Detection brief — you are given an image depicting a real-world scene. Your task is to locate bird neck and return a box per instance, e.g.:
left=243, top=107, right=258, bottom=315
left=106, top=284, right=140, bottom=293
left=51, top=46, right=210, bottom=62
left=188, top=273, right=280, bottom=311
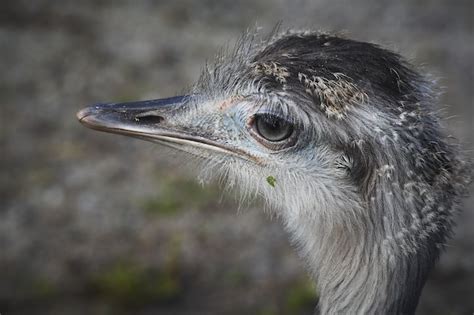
left=282, top=206, right=432, bottom=314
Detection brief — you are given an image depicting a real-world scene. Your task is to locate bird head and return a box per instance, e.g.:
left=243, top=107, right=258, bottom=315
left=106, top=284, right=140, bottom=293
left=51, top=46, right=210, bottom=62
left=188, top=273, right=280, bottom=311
left=77, top=31, right=468, bottom=231
left=77, top=30, right=470, bottom=314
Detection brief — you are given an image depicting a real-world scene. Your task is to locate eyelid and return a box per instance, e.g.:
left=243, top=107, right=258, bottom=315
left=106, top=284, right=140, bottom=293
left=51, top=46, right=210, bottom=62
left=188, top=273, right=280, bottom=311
left=252, top=111, right=288, bottom=123
left=246, top=112, right=287, bottom=129
left=244, top=94, right=286, bottom=115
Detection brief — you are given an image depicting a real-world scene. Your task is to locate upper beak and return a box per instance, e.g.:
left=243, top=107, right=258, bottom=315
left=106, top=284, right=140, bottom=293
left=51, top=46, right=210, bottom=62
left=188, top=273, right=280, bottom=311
left=77, top=95, right=189, bottom=136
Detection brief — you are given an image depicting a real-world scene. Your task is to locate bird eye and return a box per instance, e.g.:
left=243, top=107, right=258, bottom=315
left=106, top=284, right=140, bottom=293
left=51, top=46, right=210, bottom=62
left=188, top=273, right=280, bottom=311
left=252, top=114, right=294, bottom=142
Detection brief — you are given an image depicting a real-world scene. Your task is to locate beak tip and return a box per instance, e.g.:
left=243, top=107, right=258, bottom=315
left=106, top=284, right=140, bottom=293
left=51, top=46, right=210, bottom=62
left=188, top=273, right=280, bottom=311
left=76, top=108, right=87, bottom=122
left=76, top=106, right=98, bottom=127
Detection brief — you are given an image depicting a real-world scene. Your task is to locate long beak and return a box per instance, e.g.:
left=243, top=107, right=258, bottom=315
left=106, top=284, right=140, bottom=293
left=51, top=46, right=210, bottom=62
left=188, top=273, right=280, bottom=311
left=76, top=96, right=258, bottom=162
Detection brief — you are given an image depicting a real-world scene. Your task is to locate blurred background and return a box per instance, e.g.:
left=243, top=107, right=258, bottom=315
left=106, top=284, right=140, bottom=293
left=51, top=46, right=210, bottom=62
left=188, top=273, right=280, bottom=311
left=1, top=1, right=473, bottom=314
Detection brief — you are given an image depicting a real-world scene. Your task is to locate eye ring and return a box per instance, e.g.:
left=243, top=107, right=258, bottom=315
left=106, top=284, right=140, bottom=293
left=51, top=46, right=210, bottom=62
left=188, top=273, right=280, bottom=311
left=249, top=113, right=297, bottom=150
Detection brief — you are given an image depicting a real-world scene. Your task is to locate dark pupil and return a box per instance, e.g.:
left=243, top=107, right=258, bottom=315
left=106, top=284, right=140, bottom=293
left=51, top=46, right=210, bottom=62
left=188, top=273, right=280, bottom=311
left=255, top=114, right=293, bottom=142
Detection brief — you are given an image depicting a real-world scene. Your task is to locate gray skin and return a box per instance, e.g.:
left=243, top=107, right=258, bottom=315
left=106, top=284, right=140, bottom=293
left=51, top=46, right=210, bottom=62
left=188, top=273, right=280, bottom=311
left=77, top=31, right=471, bottom=314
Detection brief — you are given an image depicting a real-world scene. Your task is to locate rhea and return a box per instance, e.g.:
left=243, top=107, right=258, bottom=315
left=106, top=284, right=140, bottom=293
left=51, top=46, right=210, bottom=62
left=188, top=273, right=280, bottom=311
left=77, top=31, right=469, bottom=314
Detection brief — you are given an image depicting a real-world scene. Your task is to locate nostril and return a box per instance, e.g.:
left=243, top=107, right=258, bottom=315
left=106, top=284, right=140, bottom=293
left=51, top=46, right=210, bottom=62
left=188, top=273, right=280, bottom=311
left=135, top=115, right=165, bottom=125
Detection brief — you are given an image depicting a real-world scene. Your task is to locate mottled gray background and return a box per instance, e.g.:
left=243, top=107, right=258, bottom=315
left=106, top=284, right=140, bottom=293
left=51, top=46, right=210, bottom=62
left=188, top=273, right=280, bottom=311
left=1, top=1, right=473, bottom=314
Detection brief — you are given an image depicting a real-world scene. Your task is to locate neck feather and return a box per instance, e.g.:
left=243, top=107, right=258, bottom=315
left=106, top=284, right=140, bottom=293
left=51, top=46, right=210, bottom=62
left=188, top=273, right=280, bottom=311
left=282, top=200, right=436, bottom=315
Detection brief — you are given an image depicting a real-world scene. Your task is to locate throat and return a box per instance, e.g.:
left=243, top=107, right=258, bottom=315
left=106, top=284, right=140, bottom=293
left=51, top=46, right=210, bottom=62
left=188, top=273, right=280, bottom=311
left=282, top=212, right=428, bottom=314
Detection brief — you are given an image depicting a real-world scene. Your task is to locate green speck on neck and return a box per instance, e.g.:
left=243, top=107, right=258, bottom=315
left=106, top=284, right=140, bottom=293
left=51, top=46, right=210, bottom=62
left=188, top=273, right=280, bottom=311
left=266, top=176, right=276, bottom=187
